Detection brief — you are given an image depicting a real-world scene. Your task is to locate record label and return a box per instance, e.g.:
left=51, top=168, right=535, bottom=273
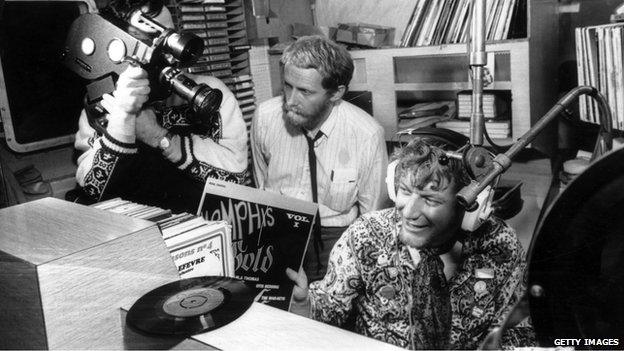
left=163, top=287, right=225, bottom=317
left=127, top=276, right=254, bottom=336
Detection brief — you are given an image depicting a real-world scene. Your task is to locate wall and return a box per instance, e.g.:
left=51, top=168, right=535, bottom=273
left=246, top=0, right=314, bottom=44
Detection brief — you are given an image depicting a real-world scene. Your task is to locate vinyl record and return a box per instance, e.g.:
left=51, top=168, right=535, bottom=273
left=126, top=276, right=255, bottom=336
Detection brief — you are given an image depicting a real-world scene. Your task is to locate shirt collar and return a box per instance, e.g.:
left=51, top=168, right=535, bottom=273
left=319, top=103, right=338, bottom=137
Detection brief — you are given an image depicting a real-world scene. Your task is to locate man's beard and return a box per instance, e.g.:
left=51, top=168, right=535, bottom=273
left=282, top=98, right=333, bottom=130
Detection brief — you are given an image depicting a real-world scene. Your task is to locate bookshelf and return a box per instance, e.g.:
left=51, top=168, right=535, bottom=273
left=346, top=0, right=559, bottom=155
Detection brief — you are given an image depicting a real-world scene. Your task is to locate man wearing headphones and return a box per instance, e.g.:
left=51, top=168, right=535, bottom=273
left=73, top=1, right=248, bottom=212
left=287, top=132, right=535, bottom=349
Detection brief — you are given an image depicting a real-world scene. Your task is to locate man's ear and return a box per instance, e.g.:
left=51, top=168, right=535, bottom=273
left=329, top=85, right=346, bottom=103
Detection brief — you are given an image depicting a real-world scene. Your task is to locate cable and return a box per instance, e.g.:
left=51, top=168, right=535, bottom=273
left=483, top=125, right=513, bottom=153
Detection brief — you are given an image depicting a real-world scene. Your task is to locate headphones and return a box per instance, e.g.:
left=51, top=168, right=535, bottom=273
left=386, top=127, right=496, bottom=232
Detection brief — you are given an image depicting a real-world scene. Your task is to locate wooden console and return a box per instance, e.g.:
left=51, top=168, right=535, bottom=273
left=0, top=197, right=179, bottom=349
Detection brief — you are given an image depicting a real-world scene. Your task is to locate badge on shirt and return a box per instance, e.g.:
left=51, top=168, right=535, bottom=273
left=330, top=168, right=357, bottom=183
left=377, top=253, right=390, bottom=266
left=475, top=267, right=495, bottom=279
left=474, top=280, right=488, bottom=296
left=386, top=266, right=399, bottom=279
left=379, top=285, right=396, bottom=300
left=471, top=306, right=485, bottom=318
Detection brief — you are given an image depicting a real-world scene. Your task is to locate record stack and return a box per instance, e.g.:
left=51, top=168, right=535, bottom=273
left=92, top=198, right=235, bottom=278
left=436, top=119, right=511, bottom=140
left=435, top=91, right=511, bottom=139
left=91, top=197, right=173, bottom=222
left=225, top=0, right=256, bottom=184
left=457, top=92, right=499, bottom=120
left=576, top=23, right=624, bottom=130
left=169, top=0, right=231, bottom=78
left=400, top=0, right=525, bottom=47
left=168, top=0, right=256, bottom=183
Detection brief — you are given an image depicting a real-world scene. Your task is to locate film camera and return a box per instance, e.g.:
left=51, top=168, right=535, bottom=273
left=61, top=9, right=222, bottom=133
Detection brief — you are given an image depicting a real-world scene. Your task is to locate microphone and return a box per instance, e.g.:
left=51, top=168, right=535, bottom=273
left=457, top=86, right=614, bottom=209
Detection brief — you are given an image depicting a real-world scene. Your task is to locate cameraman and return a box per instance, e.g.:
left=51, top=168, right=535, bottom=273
left=73, top=4, right=248, bottom=212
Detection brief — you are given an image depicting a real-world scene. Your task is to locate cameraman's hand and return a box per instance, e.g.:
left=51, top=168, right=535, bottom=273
left=112, top=65, right=150, bottom=115
left=136, top=109, right=165, bottom=148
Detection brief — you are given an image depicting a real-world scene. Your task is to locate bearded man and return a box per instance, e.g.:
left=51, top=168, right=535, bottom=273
left=251, top=35, right=388, bottom=281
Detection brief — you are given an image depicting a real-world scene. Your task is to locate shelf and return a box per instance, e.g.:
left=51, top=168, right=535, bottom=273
left=345, top=35, right=557, bottom=155
left=350, top=40, right=529, bottom=59
left=386, top=82, right=513, bottom=91
left=326, top=0, right=559, bottom=156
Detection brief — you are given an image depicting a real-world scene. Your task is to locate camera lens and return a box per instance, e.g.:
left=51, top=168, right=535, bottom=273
left=165, top=32, right=204, bottom=64
left=193, top=86, right=223, bottom=116
left=160, top=67, right=222, bottom=118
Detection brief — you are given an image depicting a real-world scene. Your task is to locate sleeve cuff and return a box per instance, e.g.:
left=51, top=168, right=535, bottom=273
left=174, top=135, right=193, bottom=169
left=102, top=131, right=138, bottom=154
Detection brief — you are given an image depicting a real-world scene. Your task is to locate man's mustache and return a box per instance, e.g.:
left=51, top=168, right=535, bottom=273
left=283, top=105, right=303, bottom=115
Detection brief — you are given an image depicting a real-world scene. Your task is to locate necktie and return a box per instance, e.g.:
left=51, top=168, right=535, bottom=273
left=410, top=248, right=452, bottom=349
left=303, top=130, right=322, bottom=202
left=303, top=130, right=324, bottom=273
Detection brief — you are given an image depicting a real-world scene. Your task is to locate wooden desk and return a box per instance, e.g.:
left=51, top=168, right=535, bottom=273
left=122, top=302, right=402, bottom=350
left=192, top=302, right=402, bottom=350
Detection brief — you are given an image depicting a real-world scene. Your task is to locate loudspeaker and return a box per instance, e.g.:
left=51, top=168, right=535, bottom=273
left=0, top=197, right=180, bottom=349
left=386, top=128, right=495, bottom=231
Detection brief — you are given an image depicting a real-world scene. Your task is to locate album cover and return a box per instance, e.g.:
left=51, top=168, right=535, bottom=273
left=197, top=178, right=317, bottom=311
left=164, top=221, right=235, bottom=278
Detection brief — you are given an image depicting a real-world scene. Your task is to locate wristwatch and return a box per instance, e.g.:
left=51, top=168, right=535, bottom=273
left=158, top=131, right=174, bottom=151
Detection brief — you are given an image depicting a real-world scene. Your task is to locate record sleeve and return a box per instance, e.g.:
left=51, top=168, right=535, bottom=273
left=197, top=178, right=317, bottom=311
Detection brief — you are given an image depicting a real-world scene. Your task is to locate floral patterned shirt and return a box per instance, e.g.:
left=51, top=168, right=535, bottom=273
left=308, top=208, right=535, bottom=349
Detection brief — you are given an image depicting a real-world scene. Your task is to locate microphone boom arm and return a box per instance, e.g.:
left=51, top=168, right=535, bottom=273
left=457, top=86, right=614, bottom=209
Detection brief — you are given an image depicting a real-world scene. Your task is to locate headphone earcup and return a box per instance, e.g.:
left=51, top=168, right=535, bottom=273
left=461, top=185, right=495, bottom=231
left=386, top=160, right=399, bottom=202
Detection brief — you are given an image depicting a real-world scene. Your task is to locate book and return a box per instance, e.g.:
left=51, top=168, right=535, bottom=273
left=197, top=178, right=317, bottom=311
